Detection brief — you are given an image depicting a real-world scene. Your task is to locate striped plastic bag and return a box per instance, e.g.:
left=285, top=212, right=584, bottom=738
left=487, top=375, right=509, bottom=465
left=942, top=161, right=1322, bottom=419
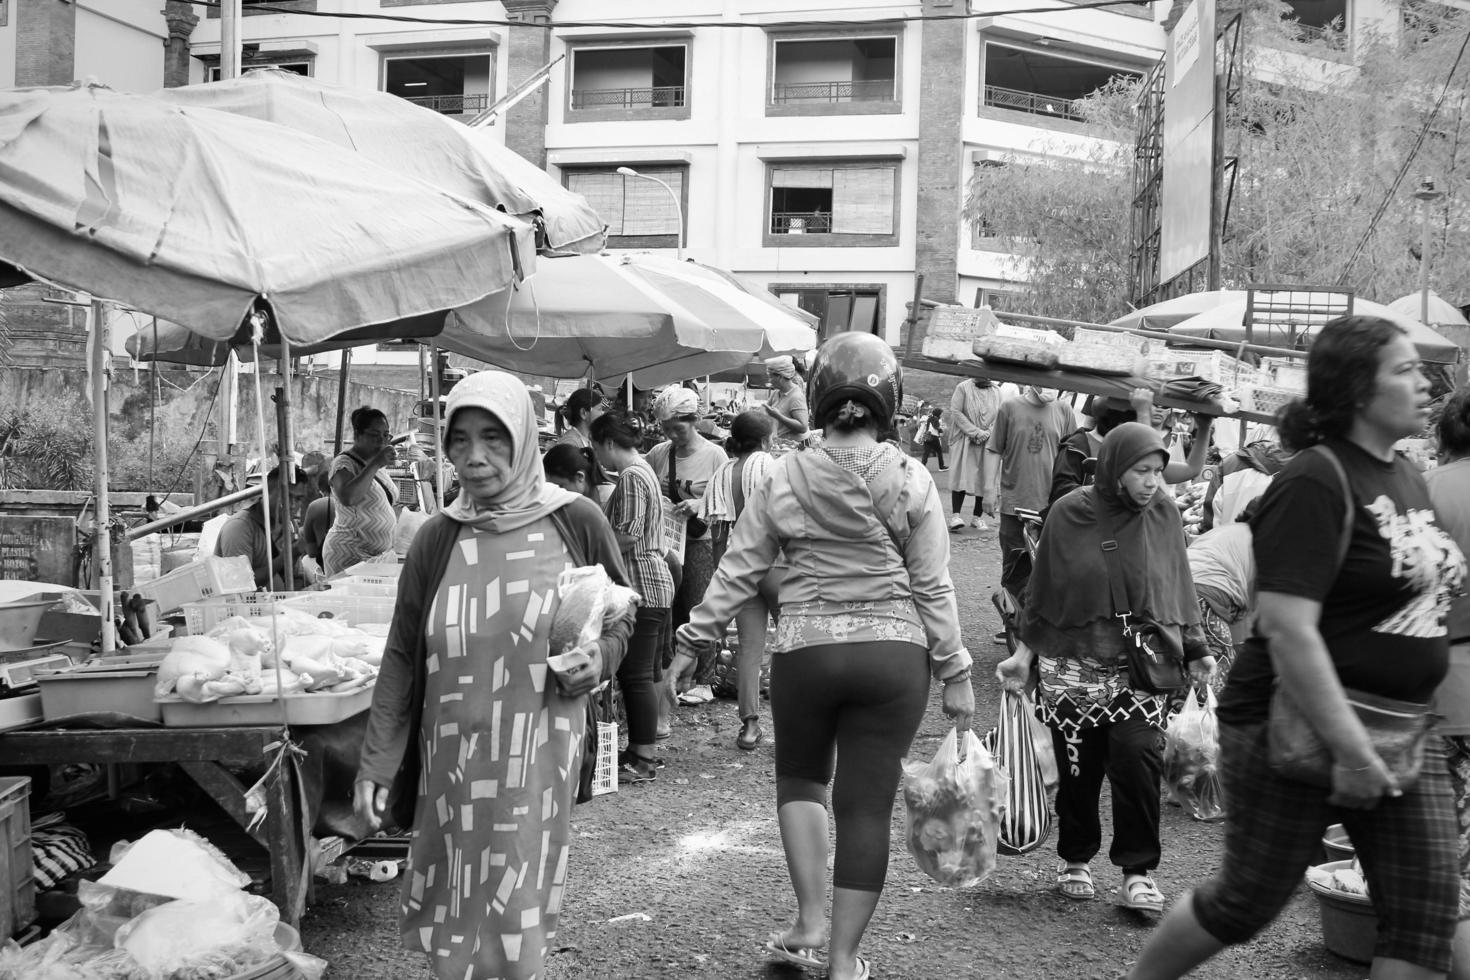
left=984, top=690, right=1053, bottom=856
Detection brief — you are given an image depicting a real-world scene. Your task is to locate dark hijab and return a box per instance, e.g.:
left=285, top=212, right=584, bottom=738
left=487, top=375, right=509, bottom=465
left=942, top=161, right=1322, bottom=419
left=1025, top=422, right=1199, bottom=629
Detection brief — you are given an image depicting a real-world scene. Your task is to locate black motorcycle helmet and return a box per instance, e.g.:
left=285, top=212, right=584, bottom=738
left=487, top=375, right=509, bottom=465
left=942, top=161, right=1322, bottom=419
left=807, top=332, right=902, bottom=430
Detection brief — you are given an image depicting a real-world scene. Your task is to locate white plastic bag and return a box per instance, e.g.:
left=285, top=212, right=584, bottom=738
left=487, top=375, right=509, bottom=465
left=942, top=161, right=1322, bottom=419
left=1163, top=687, right=1225, bottom=821
left=901, top=727, right=1006, bottom=887
left=115, top=892, right=280, bottom=979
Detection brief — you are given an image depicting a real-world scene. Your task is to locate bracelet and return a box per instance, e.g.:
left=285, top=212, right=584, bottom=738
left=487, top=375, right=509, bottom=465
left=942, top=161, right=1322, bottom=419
left=941, top=674, right=970, bottom=686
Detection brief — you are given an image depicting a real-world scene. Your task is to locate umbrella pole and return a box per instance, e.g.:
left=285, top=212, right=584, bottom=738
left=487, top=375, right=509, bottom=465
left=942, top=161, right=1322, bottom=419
left=277, top=338, right=295, bottom=591
left=333, top=347, right=352, bottom=457
left=91, top=299, right=115, bottom=653
left=431, top=344, right=444, bottom=511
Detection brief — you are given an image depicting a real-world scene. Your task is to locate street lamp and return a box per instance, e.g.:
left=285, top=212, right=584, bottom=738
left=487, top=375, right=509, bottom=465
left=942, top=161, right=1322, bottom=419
left=616, top=166, right=684, bottom=260
left=1414, top=177, right=1445, bottom=327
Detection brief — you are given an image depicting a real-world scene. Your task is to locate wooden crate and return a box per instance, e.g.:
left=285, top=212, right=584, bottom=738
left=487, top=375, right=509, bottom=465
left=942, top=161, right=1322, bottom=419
left=0, top=776, right=34, bottom=939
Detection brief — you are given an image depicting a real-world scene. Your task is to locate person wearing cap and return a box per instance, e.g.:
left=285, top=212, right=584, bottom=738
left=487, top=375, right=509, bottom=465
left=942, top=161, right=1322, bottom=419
left=215, top=466, right=309, bottom=591
left=763, top=355, right=810, bottom=445
left=678, top=333, right=973, bottom=980
left=354, top=371, right=635, bottom=980
left=646, top=386, right=730, bottom=710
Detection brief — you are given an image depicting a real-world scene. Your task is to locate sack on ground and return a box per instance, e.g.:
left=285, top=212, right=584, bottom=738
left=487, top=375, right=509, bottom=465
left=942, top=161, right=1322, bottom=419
left=1163, top=687, right=1224, bottom=821
left=981, top=690, right=1053, bottom=855
left=901, top=727, right=1006, bottom=887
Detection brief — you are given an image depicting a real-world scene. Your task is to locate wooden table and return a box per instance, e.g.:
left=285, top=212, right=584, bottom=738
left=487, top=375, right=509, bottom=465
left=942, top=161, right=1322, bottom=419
left=0, top=724, right=309, bottom=925
left=902, top=354, right=1278, bottom=425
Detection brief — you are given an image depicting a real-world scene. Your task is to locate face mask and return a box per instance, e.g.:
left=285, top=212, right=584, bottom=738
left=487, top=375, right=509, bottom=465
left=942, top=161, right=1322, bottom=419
left=1027, top=387, right=1056, bottom=404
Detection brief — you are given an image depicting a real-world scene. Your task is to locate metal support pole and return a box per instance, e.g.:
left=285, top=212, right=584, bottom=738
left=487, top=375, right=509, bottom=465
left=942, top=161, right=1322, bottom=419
left=219, top=0, right=242, bottom=81
left=91, top=300, right=115, bottom=652
left=430, top=344, right=444, bottom=510
left=276, top=338, right=295, bottom=591
left=333, top=347, right=352, bottom=457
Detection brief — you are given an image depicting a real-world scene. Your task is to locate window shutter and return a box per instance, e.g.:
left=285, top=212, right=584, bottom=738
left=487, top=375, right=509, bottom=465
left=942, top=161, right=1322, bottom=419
left=772, top=168, right=835, bottom=189
left=621, top=170, right=683, bottom=235
left=832, top=167, right=894, bottom=234
left=567, top=172, right=626, bottom=235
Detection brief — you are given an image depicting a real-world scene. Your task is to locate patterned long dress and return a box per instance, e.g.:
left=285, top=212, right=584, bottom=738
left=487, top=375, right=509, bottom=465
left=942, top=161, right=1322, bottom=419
left=323, top=451, right=399, bottom=575
left=403, top=515, right=584, bottom=980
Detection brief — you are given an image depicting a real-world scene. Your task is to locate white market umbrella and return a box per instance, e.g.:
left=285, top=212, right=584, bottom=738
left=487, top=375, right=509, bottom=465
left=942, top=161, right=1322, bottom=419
left=154, top=68, right=606, bottom=255
left=1386, top=291, right=1470, bottom=328
left=445, top=253, right=819, bottom=388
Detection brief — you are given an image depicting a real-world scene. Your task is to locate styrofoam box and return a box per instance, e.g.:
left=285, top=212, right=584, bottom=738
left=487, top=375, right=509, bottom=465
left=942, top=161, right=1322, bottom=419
left=157, top=684, right=375, bottom=727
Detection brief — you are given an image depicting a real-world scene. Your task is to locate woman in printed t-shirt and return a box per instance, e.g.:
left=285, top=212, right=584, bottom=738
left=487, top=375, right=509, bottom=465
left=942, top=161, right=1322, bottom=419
left=1129, top=317, right=1467, bottom=980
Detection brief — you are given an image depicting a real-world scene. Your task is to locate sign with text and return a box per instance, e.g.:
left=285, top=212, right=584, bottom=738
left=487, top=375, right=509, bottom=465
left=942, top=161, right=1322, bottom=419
left=0, top=516, right=76, bottom=587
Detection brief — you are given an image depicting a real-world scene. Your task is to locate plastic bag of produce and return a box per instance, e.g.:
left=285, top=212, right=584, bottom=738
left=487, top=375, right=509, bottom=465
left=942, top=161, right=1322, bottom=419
left=982, top=690, right=1053, bottom=855
left=1163, top=686, right=1224, bottom=821
left=901, top=727, right=1006, bottom=887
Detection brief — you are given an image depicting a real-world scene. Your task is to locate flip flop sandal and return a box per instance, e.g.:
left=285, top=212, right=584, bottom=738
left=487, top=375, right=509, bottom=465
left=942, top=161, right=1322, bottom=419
left=1121, top=874, right=1166, bottom=913
left=766, top=934, right=827, bottom=970
left=1055, top=862, right=1095, bottom=900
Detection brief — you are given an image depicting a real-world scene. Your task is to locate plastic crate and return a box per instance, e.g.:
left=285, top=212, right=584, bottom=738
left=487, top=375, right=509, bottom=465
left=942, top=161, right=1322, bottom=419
left=1071, top=326, right=1153, bottom=355
left=0, top=776, right=35, bottom=940
left=134, top=556, right=256, bottom=615
left=1241, top=384, right=1302, bottom=418
left=325, top=581, right=399, bottom=598
left=158, top=685, right=375, bottom=727
left=181, top=592, right=311, bottom=636
left=35, top=651, right=169, bottom=722
left=279, top=593, right=398, bottom=628
left=336, top=562, right=402, bottom=586
left=1146, top=350, right=1258, bottom=388
left=591, top=721, right=618, bottom=797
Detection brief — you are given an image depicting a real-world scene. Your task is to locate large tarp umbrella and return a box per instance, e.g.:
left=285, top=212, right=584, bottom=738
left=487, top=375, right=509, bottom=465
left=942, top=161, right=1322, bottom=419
left=1167, top=296, right=1462, bottom=365
left=154, top=68, right=606, bottom=255
left=0, top=82, right=535, bottom=342
left=446, top=253, right=819, bottom=388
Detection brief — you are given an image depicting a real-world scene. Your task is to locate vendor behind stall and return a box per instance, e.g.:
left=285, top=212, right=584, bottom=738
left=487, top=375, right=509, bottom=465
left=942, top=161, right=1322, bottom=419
left=215, top=466, right=308, bottom=590
left=323, top=407, right=399, bottom=575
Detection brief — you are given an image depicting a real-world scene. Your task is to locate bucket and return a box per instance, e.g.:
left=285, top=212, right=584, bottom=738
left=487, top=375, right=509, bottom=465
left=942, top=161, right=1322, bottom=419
left=1321, top=824, right=1354, bottom=863
left=1306, top=860, right=1377, bottom=964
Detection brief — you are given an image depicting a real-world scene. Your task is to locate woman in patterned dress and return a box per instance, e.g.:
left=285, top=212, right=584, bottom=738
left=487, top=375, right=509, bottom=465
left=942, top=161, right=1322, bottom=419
left=997, top=423, right=1215, bottom=912
left=354, top=371, right=634, bottom=980
left=323, top=406, right=400, bottom=575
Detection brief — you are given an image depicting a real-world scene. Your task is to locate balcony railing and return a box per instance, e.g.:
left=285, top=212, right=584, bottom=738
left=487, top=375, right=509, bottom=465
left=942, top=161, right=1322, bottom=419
left=984, top=84, right=1084, bottom=121
left=1289, top=21, right=1349, bottom=49
left=771, top=212, right=834, bottom=235
left=402, top=93, right=489, bottom=115
left=770, top=78, right=895, bottom=104
left=569, top=85, right=686, bottom=110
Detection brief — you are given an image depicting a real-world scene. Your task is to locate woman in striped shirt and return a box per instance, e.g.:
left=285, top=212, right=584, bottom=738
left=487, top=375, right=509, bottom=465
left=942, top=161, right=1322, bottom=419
left=591, top=412, right=676, bottom=783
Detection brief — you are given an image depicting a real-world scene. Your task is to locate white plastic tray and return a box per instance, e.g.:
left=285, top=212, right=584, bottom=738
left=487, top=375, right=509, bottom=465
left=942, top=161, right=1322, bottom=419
left=156, top=684, right=374, bottom=727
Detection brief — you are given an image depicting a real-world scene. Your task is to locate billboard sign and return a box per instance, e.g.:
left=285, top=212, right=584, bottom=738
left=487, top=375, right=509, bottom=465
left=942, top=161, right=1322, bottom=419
left=1159, top=0, right=1217, bottom=284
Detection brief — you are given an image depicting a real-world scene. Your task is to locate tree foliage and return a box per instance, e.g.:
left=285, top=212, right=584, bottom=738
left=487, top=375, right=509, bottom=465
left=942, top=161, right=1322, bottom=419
left=964, top=0, right=1470, bottom=321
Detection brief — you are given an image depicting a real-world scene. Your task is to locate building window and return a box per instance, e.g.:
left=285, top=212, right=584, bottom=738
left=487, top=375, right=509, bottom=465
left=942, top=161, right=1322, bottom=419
left=773, top=286, right=884, bottom=337
left=765, top=161, right=900, bottom=247
left=566, top=43, right=690, bottom=122
left=1286, top=0, right=1349, bottom=48
left=767, top=31, right=902, bottom=116
left=982, top=42, right=1141, bottom=122
left=383, top=52, right=494, bottom=117
left=207, top=62, right=312, bottom=82
left=563, top=166, right=687, bottom=249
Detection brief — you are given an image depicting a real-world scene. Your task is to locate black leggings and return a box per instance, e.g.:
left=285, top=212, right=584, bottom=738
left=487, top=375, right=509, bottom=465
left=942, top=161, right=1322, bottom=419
left=770, top=641, right=930, bottom=892
left=950, top=491, right=984, bottom=516
left=618, top=606, right=669, bottom=746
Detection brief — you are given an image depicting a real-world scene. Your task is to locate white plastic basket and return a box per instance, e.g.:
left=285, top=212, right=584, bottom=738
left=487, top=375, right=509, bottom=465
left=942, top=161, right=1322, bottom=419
left=337, top=562, right=402, bottom=586
left=591, top=721, right=618, bottom=797
left=181, top=592, right=309, bottom=636
left=325, top=580, right=399, bottom=598
left=279, top=593, right=398, bottom=628
left=135, top=556, right=256, bottom=614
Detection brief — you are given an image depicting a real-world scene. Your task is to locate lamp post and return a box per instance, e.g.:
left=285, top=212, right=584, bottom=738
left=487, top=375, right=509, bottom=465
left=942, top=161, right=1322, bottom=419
left=1414, top=177, right=1445, bottom=327
left=616, top=166, right=684, bottom=261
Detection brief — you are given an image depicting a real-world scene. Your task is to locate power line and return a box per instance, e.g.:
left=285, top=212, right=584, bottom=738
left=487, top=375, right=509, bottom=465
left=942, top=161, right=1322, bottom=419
left=184, top=0, right=1157, bottom=30
left=1336, top=22, right=1470, bottom=284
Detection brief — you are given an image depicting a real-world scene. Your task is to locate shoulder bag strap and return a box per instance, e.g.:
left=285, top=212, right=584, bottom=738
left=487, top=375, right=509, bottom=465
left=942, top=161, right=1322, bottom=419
left=1307, top=444, right=1355, bottom=574
left=1094, top=501, right=1135, bottom=628
left=731, top=457, right=747, bottom=519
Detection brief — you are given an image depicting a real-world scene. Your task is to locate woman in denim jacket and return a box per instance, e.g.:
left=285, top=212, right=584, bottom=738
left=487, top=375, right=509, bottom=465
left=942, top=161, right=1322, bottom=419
left=677, top=333, right=974, bottom=980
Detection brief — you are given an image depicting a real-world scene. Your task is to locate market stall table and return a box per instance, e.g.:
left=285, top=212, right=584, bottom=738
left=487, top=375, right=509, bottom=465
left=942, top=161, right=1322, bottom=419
left=901, top=354, right=1279, bottom=425
left=0, top=723, right=311, bottom=925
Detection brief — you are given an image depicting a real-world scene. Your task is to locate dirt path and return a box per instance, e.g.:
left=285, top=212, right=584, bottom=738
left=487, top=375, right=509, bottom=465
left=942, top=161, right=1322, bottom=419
left=300, top=525, right=1365, bottom=980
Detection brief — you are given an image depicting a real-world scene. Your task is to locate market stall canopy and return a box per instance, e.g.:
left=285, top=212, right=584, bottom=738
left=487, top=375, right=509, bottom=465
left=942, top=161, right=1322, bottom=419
left=1166, top=296, right=1462, bottom=365
left=0, top=83, right=535, bottom=346
left=1386, top=291, right=1470, bottom=329
left=443, top=253, right=819, bottom=388
left=153, top=68, right=605, bottom=255
left=1108, top=290, right=1247, bottom=333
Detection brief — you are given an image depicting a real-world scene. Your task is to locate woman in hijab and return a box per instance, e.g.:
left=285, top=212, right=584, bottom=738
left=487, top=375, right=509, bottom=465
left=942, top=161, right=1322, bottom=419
left=646, top=386, right=729, bottom=708
left=353, top=371, right=635, bottom=980
left=997, top=422, right=1214, bottom=912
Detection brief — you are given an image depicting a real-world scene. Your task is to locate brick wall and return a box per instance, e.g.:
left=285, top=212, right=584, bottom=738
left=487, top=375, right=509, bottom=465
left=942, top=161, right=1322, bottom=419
left=14, top=0, right=75, bottom=87
left=501, top=0, right=557, bottom=168
left=914, top=0, right=965, bottom=305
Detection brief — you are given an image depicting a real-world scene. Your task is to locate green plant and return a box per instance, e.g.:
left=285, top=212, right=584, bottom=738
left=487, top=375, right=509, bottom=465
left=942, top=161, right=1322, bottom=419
left=0, top=396, right=93, bottom=491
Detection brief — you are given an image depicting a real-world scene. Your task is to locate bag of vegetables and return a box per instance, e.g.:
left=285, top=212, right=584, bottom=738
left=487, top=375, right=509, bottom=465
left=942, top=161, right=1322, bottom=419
left=901, top=727, right=1007, bottom=888
left=1162, top=686, right=1225, bottom=821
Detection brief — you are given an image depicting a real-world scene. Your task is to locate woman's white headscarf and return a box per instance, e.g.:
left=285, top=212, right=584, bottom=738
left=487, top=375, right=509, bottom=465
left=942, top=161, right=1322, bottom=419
left=441, top=371, right=578, bottom=533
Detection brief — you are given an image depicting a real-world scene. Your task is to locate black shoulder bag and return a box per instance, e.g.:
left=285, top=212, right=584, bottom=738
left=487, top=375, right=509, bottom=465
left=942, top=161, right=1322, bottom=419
left=668, top=449, right=709, bottom=538
left=1264, top=445, right=1433, bottom=789
left=1096, top=505, right=1189, bottom=695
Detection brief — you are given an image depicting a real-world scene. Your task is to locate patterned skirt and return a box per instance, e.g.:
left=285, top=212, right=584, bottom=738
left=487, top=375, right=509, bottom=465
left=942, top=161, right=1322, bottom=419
left=1034, top=654, right=1167, bottom=737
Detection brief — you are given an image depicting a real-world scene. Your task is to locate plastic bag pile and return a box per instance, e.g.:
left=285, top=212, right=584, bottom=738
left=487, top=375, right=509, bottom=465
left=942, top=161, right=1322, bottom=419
left=0, top=828, right=327, bottom=980
left=1163, top=688, right=1225, bottom=821
left=901, top=727, right=1007, bottom=888
left=153, top=609, right=386, bottom=703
